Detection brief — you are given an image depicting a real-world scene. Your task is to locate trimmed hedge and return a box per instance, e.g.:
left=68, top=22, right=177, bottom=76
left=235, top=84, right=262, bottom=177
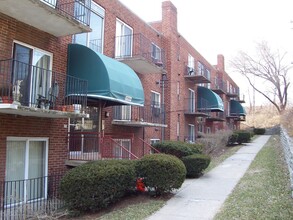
left=136, top=154, right=186, bottom=195
left=181, top=154, right=211, bottom=178
left=234, top=130, right=252, bottom=144
left=153, top=141, right=202, bottom=158
left=253, top=128, right=266, bottom=135
left=60, top=160, right=136, bottom=213
left=227, top=133, right=239, bottom=146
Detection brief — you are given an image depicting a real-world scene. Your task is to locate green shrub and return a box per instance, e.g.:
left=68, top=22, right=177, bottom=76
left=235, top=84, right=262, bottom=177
left=253, top=128, right=266, bottom=135
left=153, top=141, right=202, bottom=158
left=234, top=130, right=252, bottom=144
left=181, top=154, right=211, bottom=178
left=136, top=154, right=186, bottom=195
left=60, top=160, right=136, bottom=213
left=227, top=133, right=239, bottom=146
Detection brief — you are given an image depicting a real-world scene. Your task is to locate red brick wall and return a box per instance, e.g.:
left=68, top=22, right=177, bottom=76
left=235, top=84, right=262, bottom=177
left=0, top=115, right=68, bottom=181
left=0, top=13, right=71, bottom=180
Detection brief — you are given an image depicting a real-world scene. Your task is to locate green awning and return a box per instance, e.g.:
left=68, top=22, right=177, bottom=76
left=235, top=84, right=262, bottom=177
left=230, top=100, right=246, bottom=116
left=67, top=44, right=144, bottom=106
left=197, top=86, right=224, bottom=112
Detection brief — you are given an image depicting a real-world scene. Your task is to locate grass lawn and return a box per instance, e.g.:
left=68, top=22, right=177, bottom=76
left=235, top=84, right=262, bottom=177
left=214, top=135, right=293, bottom=220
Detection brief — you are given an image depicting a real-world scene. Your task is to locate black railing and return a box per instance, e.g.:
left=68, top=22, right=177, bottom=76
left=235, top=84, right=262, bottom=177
left=113, top=104, right=165, bottom=125
left=0, top=59, right=88, bottom=112
left=40, top=0, right=91, bottom=26
left=211, top=78, right=226, bottom=92
left=114, top=33, right=166, bottom=70
left=0, top=175, right=64, bottom=220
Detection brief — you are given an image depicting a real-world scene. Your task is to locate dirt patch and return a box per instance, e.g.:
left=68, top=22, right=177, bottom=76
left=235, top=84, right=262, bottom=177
left=68, top=192, right=173, bottom=219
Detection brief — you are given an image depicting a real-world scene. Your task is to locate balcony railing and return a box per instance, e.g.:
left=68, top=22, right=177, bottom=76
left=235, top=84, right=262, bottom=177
left=0, top=59, right=88, bottom=117
left=114, top=33, right=166, bottom=74
left=0, top=0, right=91, bottom=36
left=67, top=132, right=161, bottom=163
left=184, top=66, right=211, bottom=83
left=184, top=98, right=208, bottom=117
left=0, top=174, right=64, bottom=220
left=227, top=87, right=240, bottom=97
left=112, top=104, right=167, bottom=127
left=211, top=78, right=226, bottom=94
left=206, top=111, right=226, bottom=121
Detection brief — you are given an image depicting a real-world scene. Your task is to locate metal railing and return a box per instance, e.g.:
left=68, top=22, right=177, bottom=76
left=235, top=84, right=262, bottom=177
left=113, top=104, right=165, bottom=125
left=0, top=174, right=64, bottom=220
left=211, top=78, right=226, bottom=92
left=114, top=33, right=166, bottom=70
left=0, top=59, right=88, bottom=111
left=40, top=0, right=91, bottom=26
left=68, top=132, right=162, bottom=161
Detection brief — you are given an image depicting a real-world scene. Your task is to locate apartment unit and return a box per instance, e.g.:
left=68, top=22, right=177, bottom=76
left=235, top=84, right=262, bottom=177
left=0, top=0, right=245, bottom=217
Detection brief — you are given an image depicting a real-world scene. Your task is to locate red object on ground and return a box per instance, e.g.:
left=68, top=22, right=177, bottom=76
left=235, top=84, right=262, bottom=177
left=136, top=178, right=145, bottom=192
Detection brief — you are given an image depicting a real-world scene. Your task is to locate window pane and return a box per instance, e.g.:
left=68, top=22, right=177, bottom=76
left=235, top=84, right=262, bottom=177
left=27, top=141, right=46, bottom=201
left=5, top=141, right=26, bottom=205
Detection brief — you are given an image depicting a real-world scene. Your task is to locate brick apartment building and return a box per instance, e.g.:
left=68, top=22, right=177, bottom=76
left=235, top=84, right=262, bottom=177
left=0, top=0, right=245, bottom=216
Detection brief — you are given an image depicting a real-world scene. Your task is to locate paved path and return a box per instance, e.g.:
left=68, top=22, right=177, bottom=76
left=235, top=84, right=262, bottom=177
left=147, top=135, right=271, bottom=220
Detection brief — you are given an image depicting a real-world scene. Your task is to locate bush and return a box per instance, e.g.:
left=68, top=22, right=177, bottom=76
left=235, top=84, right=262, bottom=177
left=227, top=133, right=239, bottom=146
left=181, top=154, right=211, bottom=178
left=197, top=130, right=233, bottom=154
left=234, top=130, right=252, bottom=144
left=253, top=128, right=266, bottom=135
left=60, top=160, right=136, bottom=213
left=136, top=154, right=186, bottom=195
left=153, top=141, right=202, bottom=158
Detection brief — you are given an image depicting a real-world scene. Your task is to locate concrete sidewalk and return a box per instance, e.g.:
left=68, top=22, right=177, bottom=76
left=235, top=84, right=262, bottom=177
left=147, top=135, right=271, bottom=220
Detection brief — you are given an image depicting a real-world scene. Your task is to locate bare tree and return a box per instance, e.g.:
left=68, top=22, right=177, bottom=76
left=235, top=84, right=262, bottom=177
left=230, top=41, right=291, bottom=114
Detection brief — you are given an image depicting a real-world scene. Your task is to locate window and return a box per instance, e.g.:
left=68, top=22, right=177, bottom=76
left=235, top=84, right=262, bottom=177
left=177, top=81, right=180, bottom=101
left=151, top=91, right=161, bottom=117
left=114, top=105, right=131, bottom=120
left=151, top=91, right=161, bottom=108
left=188, top=89, right=195, bottom=112
left=150, top=139, right=160, bottom=154
left=113, top=139, right=131, bottom=159
left=13, top=42, right=52, bottom=107
left=177, top=114, right=180, bottom=140
left=188, top=124, right=195, bottom=143
left=5, top=137, right=48, bottom=205
left=151, top=43, right=161, bottom=61
left=115, top=19, right=133, bottom=58
left=187, top=54, right=195, bottom=75
left=74, top=1, right=105, bottom=53
left=206, top=69, right=211, bottom=80
left=198, top=61, right=205, bottom=75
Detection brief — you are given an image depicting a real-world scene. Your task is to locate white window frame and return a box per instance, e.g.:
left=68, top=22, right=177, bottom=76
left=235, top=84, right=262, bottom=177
left=177, top=81, right=180, bottom=100
left=151, top=91, right=161, bottom=108
left=189, top=88, right=195, bottom=112
left=151, top=43, right=161, bottom=61
left=113, top=139, right=131, bottom=159
left=13, top=40, right=53, bottom=106
left=115, top=19, right=133, bottom=58
left=73, top=1, right=105, bottom=54
left=5, top=137, right=49, bottom=205
left=188, top=124, right=195, bottom=143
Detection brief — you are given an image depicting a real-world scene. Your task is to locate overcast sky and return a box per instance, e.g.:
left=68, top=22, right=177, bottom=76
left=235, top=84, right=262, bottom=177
left=119, top=0, right=293, bottom=106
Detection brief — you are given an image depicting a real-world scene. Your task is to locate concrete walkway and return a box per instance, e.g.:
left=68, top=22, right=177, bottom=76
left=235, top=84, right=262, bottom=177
left=147, top=135, right=271, bottom=220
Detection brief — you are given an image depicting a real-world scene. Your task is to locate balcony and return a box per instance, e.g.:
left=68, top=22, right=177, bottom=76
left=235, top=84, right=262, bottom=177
left=112, top=105, right=167, bottom=127
left=184, top=98, right=209, bottom=117
left=0, top=0, right=91, bottom=37
left=206, top=111, right=226, bottom=122
left=114, top=33, right=166, bottom=74
left=227, top=113, right=246, bottom=121
left=211, top=78, right=226, bottom=94
left=184, top=66, right=211, bottom=84
left=226, top=87, right=240, bottom=98
left=0, top=59, right=88, bottom=118
left=65, top=132, right=160, bottom=166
